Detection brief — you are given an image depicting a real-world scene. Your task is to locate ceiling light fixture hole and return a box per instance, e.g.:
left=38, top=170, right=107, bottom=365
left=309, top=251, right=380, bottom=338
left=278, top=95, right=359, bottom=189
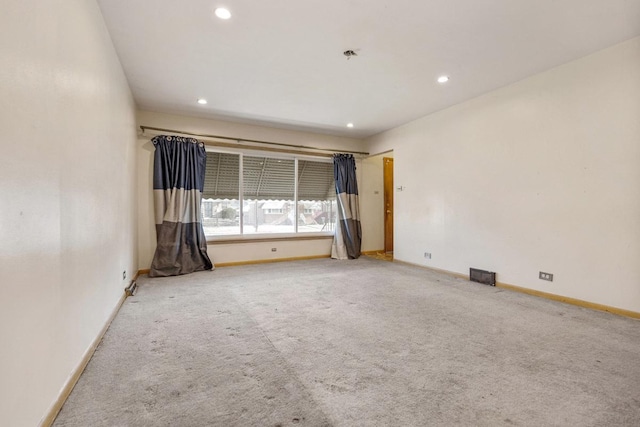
left=343, top=50, right=357, bottom=60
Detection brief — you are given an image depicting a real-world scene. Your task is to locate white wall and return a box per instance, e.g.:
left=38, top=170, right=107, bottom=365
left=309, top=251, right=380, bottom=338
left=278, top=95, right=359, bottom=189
left=0, top=1, right=138, bottom=425
left=367, top=37, right=640, bottom=312
left=208, top=239, right=333, bottom=265
left=137, top=110, right=366, bottom=268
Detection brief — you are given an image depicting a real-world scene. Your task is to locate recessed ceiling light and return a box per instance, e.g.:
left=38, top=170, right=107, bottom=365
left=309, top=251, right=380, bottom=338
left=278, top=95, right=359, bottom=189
left=215, top=8, right=231, bottom=19
left=347, top=123, right=354, bottom=128
left=437, top=75, right=450, bottom=83
left=197, top=98, right=207, bottom=105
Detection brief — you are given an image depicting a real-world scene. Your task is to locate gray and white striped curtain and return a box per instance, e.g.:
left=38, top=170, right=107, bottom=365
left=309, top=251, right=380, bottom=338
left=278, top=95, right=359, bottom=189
left=150, top=135, right=213, bottom=277
left=331, top=154, right=362, bottom=259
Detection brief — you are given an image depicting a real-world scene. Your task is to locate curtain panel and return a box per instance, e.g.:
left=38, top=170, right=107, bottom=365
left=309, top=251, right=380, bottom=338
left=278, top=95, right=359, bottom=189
left=331, top=154, right=362, bottom=259
left=150, top=135, right=213, bottom=277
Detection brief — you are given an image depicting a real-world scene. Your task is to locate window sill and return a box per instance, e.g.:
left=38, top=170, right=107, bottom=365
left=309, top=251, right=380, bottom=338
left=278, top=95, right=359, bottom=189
left=206, top=232, right=334, bottom=245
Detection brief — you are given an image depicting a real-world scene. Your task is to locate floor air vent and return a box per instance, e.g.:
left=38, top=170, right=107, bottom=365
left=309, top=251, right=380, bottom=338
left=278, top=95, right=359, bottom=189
left=470, top=268, right=496, bottom=286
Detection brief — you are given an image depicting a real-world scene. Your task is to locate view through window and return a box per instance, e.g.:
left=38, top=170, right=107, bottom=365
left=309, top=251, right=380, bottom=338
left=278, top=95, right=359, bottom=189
left=201, top=151, right=336, bottom=236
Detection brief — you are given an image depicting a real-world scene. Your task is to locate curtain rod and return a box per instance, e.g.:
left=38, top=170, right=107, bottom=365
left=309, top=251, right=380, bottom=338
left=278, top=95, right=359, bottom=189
left=139, top=125, right=369, bottom=156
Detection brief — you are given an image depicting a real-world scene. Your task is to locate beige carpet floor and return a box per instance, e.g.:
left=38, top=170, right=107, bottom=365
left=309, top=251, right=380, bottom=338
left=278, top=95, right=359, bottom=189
left=54, top=257, right=640, bottom=426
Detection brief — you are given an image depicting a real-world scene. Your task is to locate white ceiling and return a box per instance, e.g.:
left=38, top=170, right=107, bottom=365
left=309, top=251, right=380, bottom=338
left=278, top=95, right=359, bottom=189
left=97, top=0, right=640, bottom=139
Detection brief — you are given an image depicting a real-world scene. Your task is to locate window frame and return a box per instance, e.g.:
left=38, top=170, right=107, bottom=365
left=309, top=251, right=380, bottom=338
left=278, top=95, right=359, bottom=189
left=202, top=147, right=336, bottom=242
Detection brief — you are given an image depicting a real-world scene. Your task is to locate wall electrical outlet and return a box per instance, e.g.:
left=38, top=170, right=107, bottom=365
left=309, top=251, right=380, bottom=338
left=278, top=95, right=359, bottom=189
left=424, top=252, right=432, bottom=259
left=539, top=271, right=553, bottom=282
left=122, top=270, right=127, bottom=280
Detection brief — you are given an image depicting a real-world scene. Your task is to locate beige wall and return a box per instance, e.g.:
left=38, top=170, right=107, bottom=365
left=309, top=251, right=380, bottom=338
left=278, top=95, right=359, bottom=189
left=137, top=110, right=367, bottom=268
left=367, top=37, right=640, bottom=312
left=0, top=0, right=138, bottom=426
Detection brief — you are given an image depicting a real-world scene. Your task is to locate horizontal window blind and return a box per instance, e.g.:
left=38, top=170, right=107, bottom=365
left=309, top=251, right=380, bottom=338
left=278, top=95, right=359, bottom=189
left=203, top=152, right=239, bottom=199
left=243, top=156, right=294, bottom=200
left=298, top=160, right=335, bottom=200
left=203, top=152, right=334, bottom=201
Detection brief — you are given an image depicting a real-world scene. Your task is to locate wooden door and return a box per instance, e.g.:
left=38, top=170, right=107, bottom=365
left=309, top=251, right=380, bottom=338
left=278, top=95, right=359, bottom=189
left=383, top=157, right=394, bottom=253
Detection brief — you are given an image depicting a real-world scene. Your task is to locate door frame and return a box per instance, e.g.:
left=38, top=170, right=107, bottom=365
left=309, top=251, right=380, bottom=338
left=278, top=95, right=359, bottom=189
left=383, top=157, right=394, bottom=254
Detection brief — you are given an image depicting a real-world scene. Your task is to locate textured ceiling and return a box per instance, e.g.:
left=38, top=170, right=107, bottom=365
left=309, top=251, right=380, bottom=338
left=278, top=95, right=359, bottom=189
left=98, top=0, right=640, bottom=138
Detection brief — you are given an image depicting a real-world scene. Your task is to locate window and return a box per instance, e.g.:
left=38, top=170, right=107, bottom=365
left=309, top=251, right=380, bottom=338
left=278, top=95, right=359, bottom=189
left=201, top=150, right=336, bottom=237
